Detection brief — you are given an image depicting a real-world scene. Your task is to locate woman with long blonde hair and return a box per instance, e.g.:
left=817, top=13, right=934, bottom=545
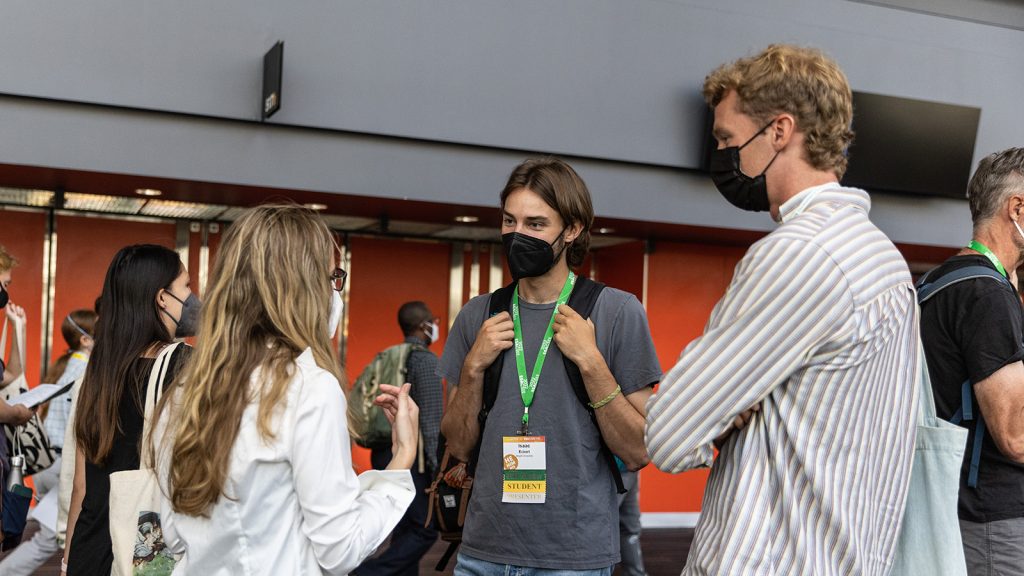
left=152, top=204, right=418, bottom=575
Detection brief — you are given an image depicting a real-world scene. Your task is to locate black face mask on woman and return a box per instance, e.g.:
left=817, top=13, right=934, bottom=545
left=162, top=291, right=202, bottom=338
left=502, top=228, right=568, bottom=281
left=708, top=119, right=780, bottom=212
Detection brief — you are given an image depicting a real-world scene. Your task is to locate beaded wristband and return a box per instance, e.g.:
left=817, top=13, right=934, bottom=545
left=588, top=385, right=621, bottom=409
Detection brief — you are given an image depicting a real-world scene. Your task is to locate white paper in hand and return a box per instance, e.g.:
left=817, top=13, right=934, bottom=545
left=8, top=383, right=72, bottom=408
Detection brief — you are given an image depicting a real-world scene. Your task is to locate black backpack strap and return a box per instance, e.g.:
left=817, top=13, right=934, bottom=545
left=462, top=282, right=517, bottom=473
left=916, top=265, right=1013, bottom=304
left=482, top=283, right=516, bottom=419
left=435, top=541, right=460, bottom=572
left=916, top=264, right=1013, bottom=491
left=560, top=278, right=626, bottom=494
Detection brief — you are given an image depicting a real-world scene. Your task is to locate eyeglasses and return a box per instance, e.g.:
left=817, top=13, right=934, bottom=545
left=330, top=268, right=348, bottom=292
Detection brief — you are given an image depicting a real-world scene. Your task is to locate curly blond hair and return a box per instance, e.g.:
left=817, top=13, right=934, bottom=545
left=0, top=245, right=18, bottom=273
left=703, top=44, right=854, bottom=179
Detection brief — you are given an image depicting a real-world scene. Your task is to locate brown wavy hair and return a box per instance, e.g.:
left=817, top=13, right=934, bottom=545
left=703, top=44, right=855, bottom=179
left=0, top=245, right=17, bottom=273
left=153, top=204, right=344, bottom=517
left=500, top=157, right=594, bottom=268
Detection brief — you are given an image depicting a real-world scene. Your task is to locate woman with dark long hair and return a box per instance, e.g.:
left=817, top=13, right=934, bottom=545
left=61, top=244, right=199, bottom=575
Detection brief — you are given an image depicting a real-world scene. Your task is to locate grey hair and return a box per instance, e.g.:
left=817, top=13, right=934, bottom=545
left=968, top=148, right=1024, bottom=227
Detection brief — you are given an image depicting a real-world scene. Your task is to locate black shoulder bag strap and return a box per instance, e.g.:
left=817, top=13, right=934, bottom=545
left=468, top=283, right=517, bottom=473
left=561, top=278, right=626, bottom=494
left=915, top=264, right=1016, bottom=489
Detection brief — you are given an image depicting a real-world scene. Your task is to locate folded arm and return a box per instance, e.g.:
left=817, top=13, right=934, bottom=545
left=645, top=238, right=849, bottom=473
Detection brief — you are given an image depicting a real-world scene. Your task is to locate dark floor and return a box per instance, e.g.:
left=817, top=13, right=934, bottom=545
left=7, top=520, right=693, bottom=575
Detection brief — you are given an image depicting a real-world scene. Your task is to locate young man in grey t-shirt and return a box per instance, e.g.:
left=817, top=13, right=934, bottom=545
left=439, top=158, right=661, bottom=574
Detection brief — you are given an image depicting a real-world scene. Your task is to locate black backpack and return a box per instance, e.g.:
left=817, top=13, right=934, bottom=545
left=916, top=264, right=1017, bottom=489
left=425, top=277, right=625, bottom=570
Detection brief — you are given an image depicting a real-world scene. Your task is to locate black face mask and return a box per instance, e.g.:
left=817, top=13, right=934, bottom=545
left=0, top=285, right=7, bottom=309
left=708, top=120, right=779, bottom=212
left=162, top=290, right=202, bottom=338
left=502, top=228, right=568, bottom=281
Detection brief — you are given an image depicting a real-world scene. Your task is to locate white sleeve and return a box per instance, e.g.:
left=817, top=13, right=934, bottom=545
left=290, top=369, right=415, bottom=575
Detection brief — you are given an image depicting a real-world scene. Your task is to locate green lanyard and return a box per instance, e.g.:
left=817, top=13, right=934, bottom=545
left=511, top=271, right=576, bottom=434
left=968, top=240, right=1008, bottom=278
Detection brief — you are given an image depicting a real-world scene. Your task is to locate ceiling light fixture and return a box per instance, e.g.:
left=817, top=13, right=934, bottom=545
left=303, top=203, right=328, bottom=211
left=597, top=227, right=615, bottom=234
left=135, top=188, right=163, bottom=197
left=454, top=215, right=479, bottom=223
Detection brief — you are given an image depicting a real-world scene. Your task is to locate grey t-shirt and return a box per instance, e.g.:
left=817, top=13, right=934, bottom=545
left=439, top=286, right=662, bottom=570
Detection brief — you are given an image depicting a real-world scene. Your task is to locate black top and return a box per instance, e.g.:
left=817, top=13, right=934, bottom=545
left=67, top=345, right=189, bottom=575
left=919, top=255, right=1024, bottom=522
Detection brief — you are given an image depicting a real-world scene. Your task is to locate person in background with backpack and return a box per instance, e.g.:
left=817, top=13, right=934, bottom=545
left=918, top=148, right=1024, bottom=575
left=354, top=301, right=443, bottom=576
left=0, top=309, right=96, bottom=575
left=439, top=157, right=661, bottom=575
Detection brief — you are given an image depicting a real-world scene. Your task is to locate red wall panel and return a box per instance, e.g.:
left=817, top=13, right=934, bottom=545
left=0, top=208, right=48, bottom=387
left=345, top=236, right=451, bottom=471
left=594, top=241, right=644, bottom=299
left=642, top=241, right=747, bottom=512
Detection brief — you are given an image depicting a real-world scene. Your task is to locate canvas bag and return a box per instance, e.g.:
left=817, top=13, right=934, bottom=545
left=0, top=316, right=57, bottom=476
left=890, top=336, right=968, bottom=576
left=108, top=342, right=181, bottom=576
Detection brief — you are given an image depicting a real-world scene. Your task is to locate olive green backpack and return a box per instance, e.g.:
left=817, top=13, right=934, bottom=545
left=347, top=343, right=424, bottom=449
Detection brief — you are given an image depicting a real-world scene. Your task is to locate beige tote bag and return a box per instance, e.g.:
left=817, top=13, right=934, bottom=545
left=108, top=342, right=181, bottom=576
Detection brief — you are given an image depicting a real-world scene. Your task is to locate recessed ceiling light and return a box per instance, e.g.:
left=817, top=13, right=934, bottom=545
left=454, top=215, right=479, bottom=223
left=135, top=188, right=163, bottom=197
left=303, top=203, right=328, bottom=211
left=597, top=227, right=615, bottom=234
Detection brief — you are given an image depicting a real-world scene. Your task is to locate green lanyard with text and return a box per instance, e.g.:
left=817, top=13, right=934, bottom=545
left=511, top=271, right=577, bottom=435
left=968, top=240, right=1008, bottom=278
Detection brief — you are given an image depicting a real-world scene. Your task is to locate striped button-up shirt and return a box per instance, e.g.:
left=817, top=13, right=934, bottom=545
left=646, top=186, right=919, bottom=575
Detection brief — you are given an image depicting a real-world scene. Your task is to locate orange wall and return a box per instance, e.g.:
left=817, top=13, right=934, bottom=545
left=641, top=241, right=747, bottom=512
left=345, top=236, right=452, bottom=471
left=0, top=208, right=47, bottom=387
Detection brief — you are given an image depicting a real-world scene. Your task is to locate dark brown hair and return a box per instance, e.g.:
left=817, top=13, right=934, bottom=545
left=500, top=157, right=594, bottom=268
left=77, top=244, right=180, bottom=465
left=42, top=309, right=98, bottom=385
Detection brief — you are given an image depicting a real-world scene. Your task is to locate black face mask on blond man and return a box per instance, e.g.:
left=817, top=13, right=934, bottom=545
left=709, top=119, right=780, bottom=212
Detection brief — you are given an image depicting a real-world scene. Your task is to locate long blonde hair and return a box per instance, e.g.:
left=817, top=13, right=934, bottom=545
left=155, top=204, right=344, bottom=516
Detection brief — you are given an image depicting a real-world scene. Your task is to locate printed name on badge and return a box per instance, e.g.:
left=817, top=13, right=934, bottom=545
left=502, top=436, right=546, bottom=504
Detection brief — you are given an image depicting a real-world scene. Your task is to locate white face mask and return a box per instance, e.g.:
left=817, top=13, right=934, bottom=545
left=328, top=290, right=344, bottom=338
left=1014, top=219, right=1024, bottom=244
left=423, top=321, right=439, bottom=344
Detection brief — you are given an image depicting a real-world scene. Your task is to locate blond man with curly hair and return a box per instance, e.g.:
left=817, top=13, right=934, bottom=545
left=646, top=45, right=920, bottom=575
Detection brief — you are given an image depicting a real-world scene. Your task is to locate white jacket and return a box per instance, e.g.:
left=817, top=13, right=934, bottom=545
left=156, top=348, right=415, bottom=575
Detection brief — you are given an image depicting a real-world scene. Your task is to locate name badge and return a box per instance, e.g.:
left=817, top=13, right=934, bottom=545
left=502, top=436, right=546, bottom=504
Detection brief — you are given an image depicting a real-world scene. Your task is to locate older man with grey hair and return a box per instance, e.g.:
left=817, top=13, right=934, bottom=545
left=918, top=147, right=1024, bottom=575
